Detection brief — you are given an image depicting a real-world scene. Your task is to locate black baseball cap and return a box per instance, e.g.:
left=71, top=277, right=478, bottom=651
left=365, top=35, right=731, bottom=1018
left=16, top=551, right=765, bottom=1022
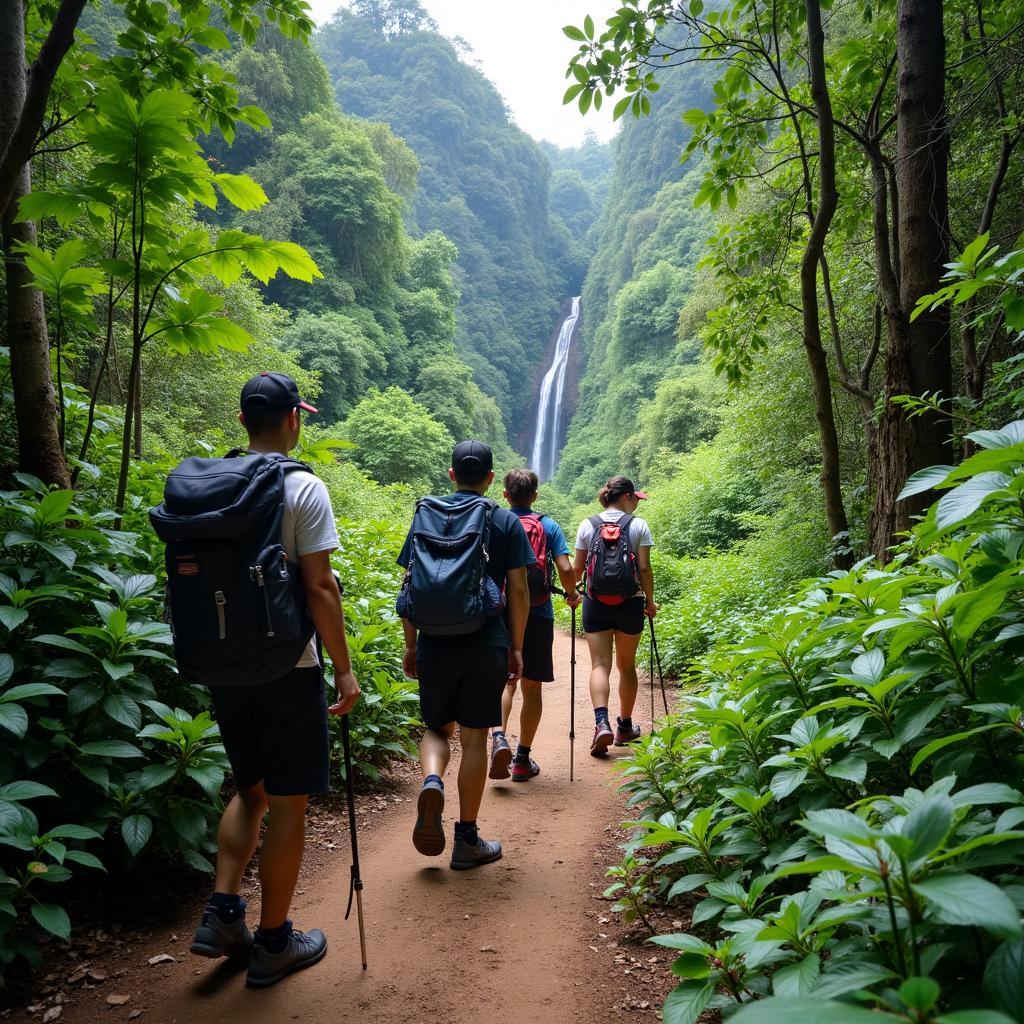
left=240, top=371, right=318, bottom=415
left=452, top=439, right=493, bottom=479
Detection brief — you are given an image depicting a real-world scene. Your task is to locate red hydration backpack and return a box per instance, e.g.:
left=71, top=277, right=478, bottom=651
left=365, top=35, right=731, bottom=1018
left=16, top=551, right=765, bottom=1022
left=519, top=512, right=553, bottom=607
left=585, top=513, right=639, bottom=605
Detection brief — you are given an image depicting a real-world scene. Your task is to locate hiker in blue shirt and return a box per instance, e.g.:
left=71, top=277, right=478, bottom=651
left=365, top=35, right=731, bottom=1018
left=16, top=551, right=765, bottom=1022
left=489, top=468, right=580, bottom=783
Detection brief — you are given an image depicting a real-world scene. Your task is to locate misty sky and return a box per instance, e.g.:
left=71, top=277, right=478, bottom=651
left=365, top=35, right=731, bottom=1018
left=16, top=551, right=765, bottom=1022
left=304, top=0, right=621, bottom=147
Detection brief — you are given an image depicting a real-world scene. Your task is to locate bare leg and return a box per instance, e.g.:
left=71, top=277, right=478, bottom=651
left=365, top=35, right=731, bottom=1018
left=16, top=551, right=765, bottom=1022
left=213, top=782, right=268, bottom=894
left=518, top=679, right=544, bottom=748
left=421, top=723, right=455, bottom=780
left=500, top=682, right=517, bottom=734
left=258, top=794, right=309, bottom=929
left=457, top=726, right=489, bottom=822
left=614, top=630, right=643, bottom=721
left=586, top=630, right=614, bottom=710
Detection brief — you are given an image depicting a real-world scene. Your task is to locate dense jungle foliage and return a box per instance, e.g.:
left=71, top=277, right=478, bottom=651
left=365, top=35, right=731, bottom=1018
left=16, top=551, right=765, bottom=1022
left=2, top=0, right=1024, bottom=1020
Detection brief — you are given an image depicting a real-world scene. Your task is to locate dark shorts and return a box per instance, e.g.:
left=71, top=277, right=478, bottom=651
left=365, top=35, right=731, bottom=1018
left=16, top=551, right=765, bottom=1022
left=210, top=665, right=330, bottom=797
left=522, top=615, right=555, bottom=682
left=417, top=645, right=507, bottom=732
left=582, top=596, right=645, bottom=636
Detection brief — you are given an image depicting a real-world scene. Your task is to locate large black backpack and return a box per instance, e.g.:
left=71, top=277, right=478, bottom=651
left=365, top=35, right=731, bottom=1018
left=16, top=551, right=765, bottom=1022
left=584, top=513, right=640, bottom=605
left=395, top=495, right=504, bottom=636
left=149, top=450, right=314, bottom=687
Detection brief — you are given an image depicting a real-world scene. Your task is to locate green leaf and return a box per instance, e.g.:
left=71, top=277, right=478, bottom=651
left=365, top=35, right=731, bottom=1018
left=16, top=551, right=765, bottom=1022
left=731, top=998, right=902, bottom=1023
left=663, top=981, right=714, bottom=1024
left=772, top=954, right=821, bottom=996
left=79, top=740, right=144, bottom=759
left=47, top=823, right=101, bottom=840
left=901, top=795, right=953, bottom=861
left=0, top=703, right=28, bottom=738
left=913, top=873, right=1022, bottom=935
left=214, top=173, right=268, bottom=211
left=64, top=850, right=106, bottom=871
left=984, top=939, right=1024, bottom=1021
left=563, top=24, right=587, bottom=41
left=813, top=963, right=897, bottom=999
left=33, top=634, right=91, bottom=655
left=31, top=903, right=71, bottom=940
left=899, top=977, right=939, bottom=1012
left=0, top=780, right=57, bottom=801
left=936, top=473, right=1012, bottom=531
left=911, top=724, right=1006, bottom=773
left=2, top=683, right=64, bottom=702
left=102, top=693, right=141, bottom=730
left=936, top=1014, right=1019, bottom=1024
left=121, top=814, right=153, bottom=857
left=138, top=763, right=177, bottom=791
left=0, top=606, right=29, bottom=631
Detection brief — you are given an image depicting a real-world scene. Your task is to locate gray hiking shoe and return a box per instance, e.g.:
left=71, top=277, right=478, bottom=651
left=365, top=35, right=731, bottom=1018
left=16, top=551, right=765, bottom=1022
left=489, top=731, right=512, bottom=779
left=246, top=927, right=327, bottom=988
left=412, top=776, right=446, bottom=856
left=450, top=833, right=502, bottom=871
left=190, top=902, right=252, bottom=960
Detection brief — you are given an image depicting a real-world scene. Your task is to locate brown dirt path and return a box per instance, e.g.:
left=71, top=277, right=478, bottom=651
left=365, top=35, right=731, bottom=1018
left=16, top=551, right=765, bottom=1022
left=62, top=630, right=665, bottom=1024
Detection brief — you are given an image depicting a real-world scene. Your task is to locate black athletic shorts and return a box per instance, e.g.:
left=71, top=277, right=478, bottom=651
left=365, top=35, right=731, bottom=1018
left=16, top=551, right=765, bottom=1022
left=522, top=616, right=555, bottom=682
left=582, top=595, right=645, bottom=636
left=417, top=645, right=507, bottom=732
left=210, top=665, right=330, bottom=797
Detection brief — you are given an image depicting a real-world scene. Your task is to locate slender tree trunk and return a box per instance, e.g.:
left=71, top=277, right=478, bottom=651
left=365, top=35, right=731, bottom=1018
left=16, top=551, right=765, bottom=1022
left=870, top=0, right=951, bottom=558
left=0, top=1, right=70, bottom=488
left=801, top=0, right=851, bottom=567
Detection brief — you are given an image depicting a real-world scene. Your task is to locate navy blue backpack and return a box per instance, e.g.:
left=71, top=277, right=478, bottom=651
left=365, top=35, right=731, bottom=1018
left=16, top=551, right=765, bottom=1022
left=150, top=450, right=314, bottom=687
left=396, top=495, right=504, bottom=635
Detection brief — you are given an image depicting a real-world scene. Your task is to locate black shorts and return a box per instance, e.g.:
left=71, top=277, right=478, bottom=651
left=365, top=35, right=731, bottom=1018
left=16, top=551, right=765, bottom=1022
left=522, top=615, right=555, bottom=682
left=417, top=645, right=507, bottom=732
left=210, top=666, right=330, bottom=797
left=582, top=596, right=645, bottom=636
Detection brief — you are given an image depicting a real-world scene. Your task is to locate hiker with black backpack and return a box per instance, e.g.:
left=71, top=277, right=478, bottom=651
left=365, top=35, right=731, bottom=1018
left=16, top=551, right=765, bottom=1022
left=397, top=441, right=534, bottom=870
left=489, top=468, right=579, bottom=783
left=151, top=372, right=360, bottom=988
left=573, top=476, right=657, bottom=757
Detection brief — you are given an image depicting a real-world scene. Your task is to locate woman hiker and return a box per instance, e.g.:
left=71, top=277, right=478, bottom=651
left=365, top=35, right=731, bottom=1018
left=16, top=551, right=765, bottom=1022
left=573, top=476, right=657, bottom=756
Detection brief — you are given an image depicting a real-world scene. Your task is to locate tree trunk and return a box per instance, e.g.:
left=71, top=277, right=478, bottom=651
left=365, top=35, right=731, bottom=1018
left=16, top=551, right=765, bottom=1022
left=801, top=0, right=852, bottom=567
left=870, top=0, right=951, bottom=559
left=0, top=1, right=70, bottom=488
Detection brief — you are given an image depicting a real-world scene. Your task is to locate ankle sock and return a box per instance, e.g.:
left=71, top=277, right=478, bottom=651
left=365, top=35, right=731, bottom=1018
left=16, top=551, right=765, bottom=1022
left=209, top=892, right=244, bottom=922
left=514, top=744, right=531, bottom=763
left=254, top=919, right=292, bottom=954
left=618, top=716, right=633, bottom=732
left=454, top=820, right=479, bottom=846
left=595, top=706, right=609, bottom=726
left=424, top=773, right=443, bottom=789
left=492, top=730, right=506, bottom=741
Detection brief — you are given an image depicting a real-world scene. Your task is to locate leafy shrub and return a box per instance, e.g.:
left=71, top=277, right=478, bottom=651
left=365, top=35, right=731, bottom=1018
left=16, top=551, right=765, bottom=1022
left=613, top=421, right=1024, bottom=1023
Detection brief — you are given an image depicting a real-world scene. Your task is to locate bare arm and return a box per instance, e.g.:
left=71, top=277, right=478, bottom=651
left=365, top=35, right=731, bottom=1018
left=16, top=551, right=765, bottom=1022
left=636, top=545, right=657, bottom=617
left=505, top=565, right=529, bottom=682
left=554, top=554, right=580, bottom=606
left=401, top=616, right=417, bottom=679
left=299, top=550, right=360, bottom=713
left=573, top=548, right=587, bottom=580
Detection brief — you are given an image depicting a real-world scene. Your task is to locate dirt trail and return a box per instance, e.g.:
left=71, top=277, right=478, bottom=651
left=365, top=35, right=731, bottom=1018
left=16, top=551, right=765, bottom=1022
left=67, top=630, right=662, bottom=1024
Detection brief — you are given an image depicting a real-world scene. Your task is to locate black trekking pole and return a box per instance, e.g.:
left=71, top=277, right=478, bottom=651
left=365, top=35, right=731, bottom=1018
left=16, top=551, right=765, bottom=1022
left=340, top=713, right=367, bottom=970
left=649, top=615, right=655, bottom=725
left=648, top=616, right=669, bottom=718
left=569, top=602, right=576, bottom=782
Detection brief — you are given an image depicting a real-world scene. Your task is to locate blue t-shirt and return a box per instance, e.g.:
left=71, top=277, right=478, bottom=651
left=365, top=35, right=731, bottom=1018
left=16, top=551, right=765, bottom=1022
left=510, top=507, right=571, bottom=621
left=398, top=491, right=535, bottom=657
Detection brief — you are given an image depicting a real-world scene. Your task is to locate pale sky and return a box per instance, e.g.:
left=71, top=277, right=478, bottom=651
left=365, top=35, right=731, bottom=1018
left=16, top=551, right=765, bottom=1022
left=306, top=0, right=621, bottom=146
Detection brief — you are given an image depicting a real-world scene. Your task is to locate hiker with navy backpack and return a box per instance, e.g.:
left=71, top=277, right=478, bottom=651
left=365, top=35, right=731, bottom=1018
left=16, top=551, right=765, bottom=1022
left=489, top=468, right=579, bottom=783
left=151, top=372, right=360, bottom=988
left=397, top=440, right=533, bottom=869
left=572, top=476, right=657, bottom=757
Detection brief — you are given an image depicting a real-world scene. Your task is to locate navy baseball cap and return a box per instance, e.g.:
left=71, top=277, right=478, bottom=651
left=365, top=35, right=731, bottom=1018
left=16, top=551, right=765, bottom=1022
left=451, top=439, right=493, bottom=477
left=240, top=372, right=318, bottom=414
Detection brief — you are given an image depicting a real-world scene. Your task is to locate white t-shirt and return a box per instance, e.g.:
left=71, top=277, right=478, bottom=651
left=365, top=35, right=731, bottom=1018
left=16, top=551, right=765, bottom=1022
left=281, top=470, right=339, bottom=667
left=575, top=508, right=654, bottom=556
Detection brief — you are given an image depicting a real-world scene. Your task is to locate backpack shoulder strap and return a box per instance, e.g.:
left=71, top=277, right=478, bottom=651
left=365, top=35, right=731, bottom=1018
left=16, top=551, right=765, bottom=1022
left=588, top=514, right=604, bottom=529
left=617, top=513, right=635, bottom=533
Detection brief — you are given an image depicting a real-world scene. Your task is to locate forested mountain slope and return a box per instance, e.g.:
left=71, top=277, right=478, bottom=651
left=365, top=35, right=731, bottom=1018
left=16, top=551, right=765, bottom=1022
left=316, top=6, right=583, bottom=434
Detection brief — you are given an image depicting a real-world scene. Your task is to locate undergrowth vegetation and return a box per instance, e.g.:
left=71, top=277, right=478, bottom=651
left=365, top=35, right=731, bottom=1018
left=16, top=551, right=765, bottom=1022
left=611, top=423, right=1024, bottom=1023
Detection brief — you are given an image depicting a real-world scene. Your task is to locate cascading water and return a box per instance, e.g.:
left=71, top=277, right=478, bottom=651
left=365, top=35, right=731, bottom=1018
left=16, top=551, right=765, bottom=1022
left=531, top=296, right=581, bottom=482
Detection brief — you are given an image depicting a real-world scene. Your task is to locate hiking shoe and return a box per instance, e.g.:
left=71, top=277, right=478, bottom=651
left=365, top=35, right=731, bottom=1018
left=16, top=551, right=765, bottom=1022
left=590, top=720, right=614, bottom=757
left=511, top=757, right=540, bottom=782
left=246, top=927, right=327, bottom=988
left=412, top=776, right=446, bottom=856
left=489, top=732, right=513, bottom=780
left=450, top=834, right=503, bottom=871
left=190, top=902, right=252, bottom=960
left=614, top=719, right=642, bottom=746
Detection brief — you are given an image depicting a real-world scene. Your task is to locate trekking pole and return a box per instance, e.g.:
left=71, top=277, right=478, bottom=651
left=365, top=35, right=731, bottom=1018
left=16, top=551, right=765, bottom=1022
left=570, top=602, right=576, bottom=782
left=340, top=713, right=368, bottom=970
left=648, top=616, right=669, bottom=718
left=649, top=614, right=655, bottom=725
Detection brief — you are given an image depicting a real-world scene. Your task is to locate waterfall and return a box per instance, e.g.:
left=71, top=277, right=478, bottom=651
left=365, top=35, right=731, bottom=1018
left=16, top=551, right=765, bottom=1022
left=531, top=296, right=581, bottom=482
